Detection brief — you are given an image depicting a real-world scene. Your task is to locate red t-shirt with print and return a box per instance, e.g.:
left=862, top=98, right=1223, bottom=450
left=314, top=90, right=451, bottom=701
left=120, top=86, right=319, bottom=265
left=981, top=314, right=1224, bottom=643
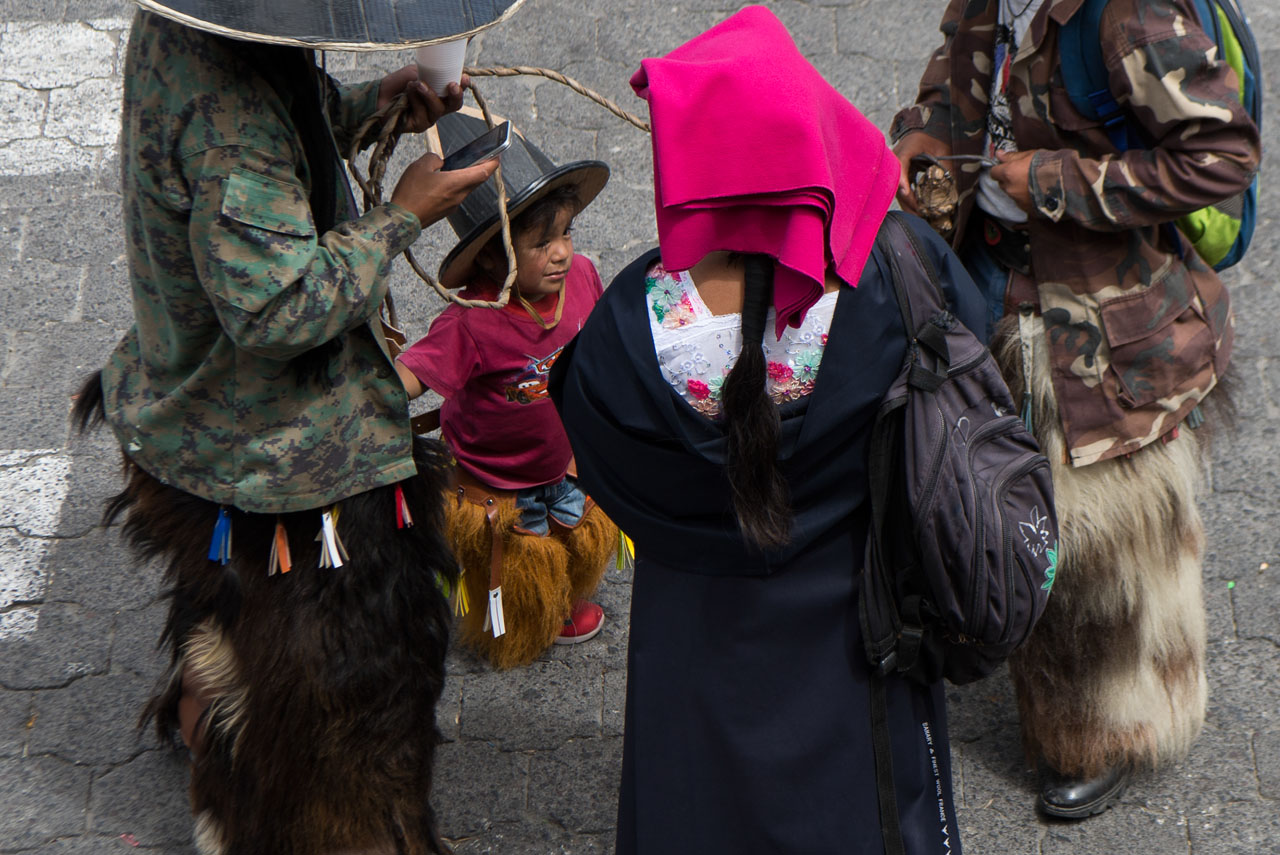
left=398, top=253, right=604, bottom=490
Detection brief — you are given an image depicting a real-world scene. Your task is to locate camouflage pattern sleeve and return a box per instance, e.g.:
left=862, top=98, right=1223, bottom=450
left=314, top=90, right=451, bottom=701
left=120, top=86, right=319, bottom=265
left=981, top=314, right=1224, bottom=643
left=329, top=78, right=381, bottom=155
left=888, top=0, right=967, bottom=145
left=1028, top=0, right=1260, bottom=229
left=185, top=143, right=421, bottom=361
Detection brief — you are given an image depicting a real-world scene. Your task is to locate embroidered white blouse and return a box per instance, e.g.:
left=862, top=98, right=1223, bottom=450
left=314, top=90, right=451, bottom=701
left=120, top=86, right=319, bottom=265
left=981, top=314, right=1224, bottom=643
left=644, top=261, right=836, bottom=418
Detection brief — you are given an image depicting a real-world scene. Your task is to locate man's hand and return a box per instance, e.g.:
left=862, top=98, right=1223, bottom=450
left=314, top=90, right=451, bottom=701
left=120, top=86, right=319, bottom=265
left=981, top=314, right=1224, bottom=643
left=389, top=152, right=498, bottom=227
left=892, top=132, right=952, bottom=214
left=377, top=65, right=467, bottom=134
left=990, top=149, right=1036, bottom=214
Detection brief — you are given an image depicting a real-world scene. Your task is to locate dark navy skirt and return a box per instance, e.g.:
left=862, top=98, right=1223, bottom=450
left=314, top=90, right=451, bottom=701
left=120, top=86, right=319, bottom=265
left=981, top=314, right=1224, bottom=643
left=616, top=529, right=962, bottom=855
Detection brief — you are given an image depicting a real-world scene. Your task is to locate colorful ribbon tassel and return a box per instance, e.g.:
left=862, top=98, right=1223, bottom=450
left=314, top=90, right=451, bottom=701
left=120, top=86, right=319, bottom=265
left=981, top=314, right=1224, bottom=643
left=267, top=518, right=292, bottom=576
left=317, top=506, right=349, bottom=569
left=395, top=483, right=413, bottom=529
left=208, top=507, right=232, bottom=565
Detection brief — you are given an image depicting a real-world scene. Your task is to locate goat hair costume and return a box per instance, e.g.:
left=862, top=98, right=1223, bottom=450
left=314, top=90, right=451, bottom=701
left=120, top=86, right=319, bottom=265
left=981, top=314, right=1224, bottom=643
left=995, top=315, right=1209, bottom=778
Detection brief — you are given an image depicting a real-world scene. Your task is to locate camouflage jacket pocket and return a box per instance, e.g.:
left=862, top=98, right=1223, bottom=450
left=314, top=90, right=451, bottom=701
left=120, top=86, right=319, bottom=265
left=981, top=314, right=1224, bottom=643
left=220, top=167, right=316, bottom=237
left=212, top=168, right=318, bottom=313
left=1099, top=268, right=1214, bottom=409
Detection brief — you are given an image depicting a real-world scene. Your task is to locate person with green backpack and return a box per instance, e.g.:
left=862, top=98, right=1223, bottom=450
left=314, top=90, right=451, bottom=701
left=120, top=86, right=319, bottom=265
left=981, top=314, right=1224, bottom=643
left=891, top=0, right=1259, bottom=821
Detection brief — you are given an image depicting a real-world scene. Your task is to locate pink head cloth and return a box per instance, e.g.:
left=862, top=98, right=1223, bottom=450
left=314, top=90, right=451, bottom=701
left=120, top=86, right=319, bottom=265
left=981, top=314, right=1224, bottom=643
left=630, top=5, right=898, bottom=337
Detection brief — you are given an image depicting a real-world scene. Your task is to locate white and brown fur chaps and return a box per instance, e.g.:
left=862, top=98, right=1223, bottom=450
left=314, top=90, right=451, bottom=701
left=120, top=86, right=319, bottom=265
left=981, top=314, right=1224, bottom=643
left=75, top=373, right=460, bottom=855
left=993, top=316, right=1210, bottom=779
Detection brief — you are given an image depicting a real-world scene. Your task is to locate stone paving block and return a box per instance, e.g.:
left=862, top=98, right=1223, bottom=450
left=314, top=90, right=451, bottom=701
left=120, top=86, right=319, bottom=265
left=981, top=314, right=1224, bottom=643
left=1138, top=723, right=1259, bottom=813
left=1039, top=802, right=1190, bottom=853
left=0, top=258, right=82, bottom=325
left=108, top=597, right=167, bottom=680
left=46, top=77, right=122, bottom=147
left=0, top=601, right=112, bottom=689
left=1187, top=798, right=1280, bottom=855
left=0, top=755, right=91, bottom=848
left=434, top=740, right=529, bottom=837
left=451, top=822, right=611, bottom=855
left=545, top=581, right=628, bottom=671
left=28, top=672, right=155, bottom=764
left=945, top=666, right=1020, bottom=748
left=1212, top=416, right=1280, bottom=500
left=0, top=79, right=46, bottom=140
left=534, top=59, right=641, bottom=135
left=836, top=0, right=933, bottom=64
left=79, top=245, right=134, bottom=327
left=0, top=382, right=73, bottom=449
left=595, top=5, right=723, bottom=70
left=44, top=526, right=160, bottom=612
left=1200, top=490, right=1280, bottom=583
left=20, top=192, right=125, bottom=267
left=25, top=835, right=195, bottom=854
left=0, top=1, right=66, bottom=23
left=439, top=672, right=464, bottom=743
left=601, top=666, right=624, bottom=737
left=65, top=1, right=131, bottom=21
left=0, top=20, right=117, bottom=89
left=0, top=688, right=33, bottom=757
left=89, top=748, right=193, bottom=847
left=527, top=736, right=622, bottom=834
left=950, top=743, right=1044, bottom=855
left=474, top=0, right=597, bottom=73
left=56, top=448, right=134, bottom=538
left=1205, top=639, right=1280, bottom=732
left=593, top=122, right=656, bottom=195
left=461, top=658, right=603, bottom=750
left=3, top=322, right=119, bottom=395
left=767, top=1, right=840, bottom=60
left=1227, top=568, right=1280, bottom=642
left=1252, top=728, right=1280, bottom=801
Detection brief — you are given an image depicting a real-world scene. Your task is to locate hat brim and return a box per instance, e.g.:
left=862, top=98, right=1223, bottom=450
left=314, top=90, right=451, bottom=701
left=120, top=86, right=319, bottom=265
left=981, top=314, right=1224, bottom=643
left=135, top=0, right=526, bottom=51
left=438, top=161, right=610, bottom=290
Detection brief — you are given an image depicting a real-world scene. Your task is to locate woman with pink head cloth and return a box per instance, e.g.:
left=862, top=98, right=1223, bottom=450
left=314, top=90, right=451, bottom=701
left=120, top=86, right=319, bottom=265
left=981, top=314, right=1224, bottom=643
left=550, top=7, right=986, bottom=853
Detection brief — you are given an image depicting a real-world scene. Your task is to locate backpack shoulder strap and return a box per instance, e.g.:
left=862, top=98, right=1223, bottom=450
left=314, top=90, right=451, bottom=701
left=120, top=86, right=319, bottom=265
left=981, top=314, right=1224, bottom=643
left=1059, top=0, right=1134, bottom=150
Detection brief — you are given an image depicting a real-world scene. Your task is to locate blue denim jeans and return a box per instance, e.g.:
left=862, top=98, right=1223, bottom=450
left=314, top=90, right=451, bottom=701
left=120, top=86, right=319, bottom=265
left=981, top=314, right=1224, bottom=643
left=958, top=236, right=1013, bottom=343
left=515, top=476, right=587, bottom=536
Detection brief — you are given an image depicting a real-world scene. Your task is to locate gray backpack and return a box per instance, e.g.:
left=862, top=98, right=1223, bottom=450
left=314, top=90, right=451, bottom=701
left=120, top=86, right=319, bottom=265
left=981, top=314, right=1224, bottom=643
left=859, top=212, right=1058, bottom=687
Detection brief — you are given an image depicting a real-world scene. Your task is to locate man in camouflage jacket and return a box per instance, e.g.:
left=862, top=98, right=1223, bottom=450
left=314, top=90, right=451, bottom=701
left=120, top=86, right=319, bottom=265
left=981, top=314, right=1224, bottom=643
left=81, top=10, right=502, bottom=850
left=892, top=0, right=1259, bottom=819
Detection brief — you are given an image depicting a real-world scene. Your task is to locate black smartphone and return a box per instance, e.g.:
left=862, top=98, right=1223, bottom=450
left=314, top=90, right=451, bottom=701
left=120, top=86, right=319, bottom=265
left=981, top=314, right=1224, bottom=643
left=442, top=121, right=513, bottom=171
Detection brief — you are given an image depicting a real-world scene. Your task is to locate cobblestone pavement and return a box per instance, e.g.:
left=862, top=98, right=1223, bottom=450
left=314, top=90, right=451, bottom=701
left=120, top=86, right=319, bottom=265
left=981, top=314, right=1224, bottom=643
left=1, top=0, right=1277, bottom=852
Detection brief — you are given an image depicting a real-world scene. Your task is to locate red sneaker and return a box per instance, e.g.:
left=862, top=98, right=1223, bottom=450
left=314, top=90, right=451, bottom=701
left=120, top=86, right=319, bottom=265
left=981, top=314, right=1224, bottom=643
left=555, top=599, right=605, bottom=645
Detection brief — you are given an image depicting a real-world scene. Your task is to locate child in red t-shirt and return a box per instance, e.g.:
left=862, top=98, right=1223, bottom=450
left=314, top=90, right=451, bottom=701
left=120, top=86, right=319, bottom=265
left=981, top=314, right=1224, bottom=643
left=396, top=113, right=617, bottom=669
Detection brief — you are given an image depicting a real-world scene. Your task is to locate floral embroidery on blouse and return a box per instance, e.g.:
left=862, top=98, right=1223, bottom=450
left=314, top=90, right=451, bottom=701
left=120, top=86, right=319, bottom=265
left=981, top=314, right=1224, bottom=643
left=647, top=261, right=836, bottom=419
left=646, top=262, right=701, bottom=329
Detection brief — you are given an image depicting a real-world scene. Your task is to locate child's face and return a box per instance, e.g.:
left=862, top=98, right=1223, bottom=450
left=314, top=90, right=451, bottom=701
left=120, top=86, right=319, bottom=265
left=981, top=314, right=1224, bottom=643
left=512, top=206, right=575, bottom=301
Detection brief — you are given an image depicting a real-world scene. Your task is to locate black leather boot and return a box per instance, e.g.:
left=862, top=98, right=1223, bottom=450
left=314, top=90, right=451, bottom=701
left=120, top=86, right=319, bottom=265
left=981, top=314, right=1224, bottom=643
left=1037, top=763, right=1131, bottom=819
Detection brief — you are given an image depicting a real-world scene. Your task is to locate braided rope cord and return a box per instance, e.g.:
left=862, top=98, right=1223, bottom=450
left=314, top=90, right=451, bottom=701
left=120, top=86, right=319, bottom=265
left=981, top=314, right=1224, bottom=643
left=344, top=66, right=649, bottom=310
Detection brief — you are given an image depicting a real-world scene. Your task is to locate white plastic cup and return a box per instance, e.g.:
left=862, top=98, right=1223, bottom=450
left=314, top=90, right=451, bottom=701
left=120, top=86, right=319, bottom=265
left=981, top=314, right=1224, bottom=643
left=415, top=38, right=468, bottom=96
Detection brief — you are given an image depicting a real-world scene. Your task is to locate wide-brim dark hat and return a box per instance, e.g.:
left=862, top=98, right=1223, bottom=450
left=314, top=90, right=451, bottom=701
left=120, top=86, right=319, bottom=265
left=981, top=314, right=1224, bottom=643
left=135, top=0, right=525, bottom=50
left=435, top=111, right=609, bottom=290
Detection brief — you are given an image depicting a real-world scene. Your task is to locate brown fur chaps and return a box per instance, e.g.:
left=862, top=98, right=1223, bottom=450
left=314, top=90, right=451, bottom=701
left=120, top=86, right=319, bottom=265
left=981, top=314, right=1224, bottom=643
left=995, top=316, right=1209, bottom=779
left=446, top=478, right=616, bottom=670
left=80, top=363, right=459, bottom=855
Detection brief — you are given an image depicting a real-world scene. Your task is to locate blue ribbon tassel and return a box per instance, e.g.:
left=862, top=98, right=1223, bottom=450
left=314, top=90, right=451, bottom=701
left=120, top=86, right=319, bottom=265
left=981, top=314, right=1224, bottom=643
left=208, top=507, right=232, bottom=565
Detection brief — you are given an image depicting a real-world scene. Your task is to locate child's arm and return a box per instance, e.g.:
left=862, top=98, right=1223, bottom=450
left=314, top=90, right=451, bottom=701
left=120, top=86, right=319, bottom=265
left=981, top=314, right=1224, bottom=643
left=395, top=358, right=426, bottom=399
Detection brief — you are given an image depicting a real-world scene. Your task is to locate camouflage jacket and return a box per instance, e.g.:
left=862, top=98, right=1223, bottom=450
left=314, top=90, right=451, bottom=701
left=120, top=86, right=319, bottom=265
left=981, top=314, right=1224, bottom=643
left=101, top=11, right=423, bottom=513
left=891, top=0, right=1260, bottom=466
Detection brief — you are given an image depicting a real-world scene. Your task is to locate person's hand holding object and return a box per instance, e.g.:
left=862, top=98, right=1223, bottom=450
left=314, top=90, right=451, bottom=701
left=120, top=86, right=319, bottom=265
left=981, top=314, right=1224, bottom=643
left=390, top=154, right=498, bottom=227
left=990, top=149, right=1036, bottom=214
left=378, top=65, right=468, bottom=134
left=892, top=131, right=952, bottom=214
